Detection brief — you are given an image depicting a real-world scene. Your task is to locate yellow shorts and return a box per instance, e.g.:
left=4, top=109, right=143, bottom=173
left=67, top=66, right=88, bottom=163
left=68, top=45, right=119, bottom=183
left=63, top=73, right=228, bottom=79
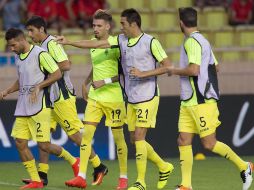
left=178, top=102, right=221, bottom=138
left=127, top=96, right=159, bottom=132
left=11, top=108, right=51, bottom=142
left=51, top=97, right=83, bottom=136
left=84, top=98, right=126, bottom=127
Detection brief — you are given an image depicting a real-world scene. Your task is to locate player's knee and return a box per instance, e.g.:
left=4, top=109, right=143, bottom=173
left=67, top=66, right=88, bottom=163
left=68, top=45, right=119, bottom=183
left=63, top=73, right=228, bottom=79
left=38, top=142, right=50, bottom=153
left=177, top=136, right=189, bottom=146
left=134, top=130, right=146, bottom=141
left=202, top=141, right=215, bottom=151
left=15, top=139, right=27, bottom=150
left=69, top=132, right=82, bottom=146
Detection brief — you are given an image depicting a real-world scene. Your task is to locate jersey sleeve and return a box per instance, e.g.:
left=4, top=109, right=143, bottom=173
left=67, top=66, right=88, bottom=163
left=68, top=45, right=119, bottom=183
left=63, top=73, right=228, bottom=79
left=151, top=38, right=168, bottom=63
left=108, top=35, right=120, bottom=59
left=39, top=52, right=59, bottom=73
left=184, top=37, right=202, bottom=65
left=47, top=40, right=68, bottom=63
left=108, top=35, right=119, bottom=47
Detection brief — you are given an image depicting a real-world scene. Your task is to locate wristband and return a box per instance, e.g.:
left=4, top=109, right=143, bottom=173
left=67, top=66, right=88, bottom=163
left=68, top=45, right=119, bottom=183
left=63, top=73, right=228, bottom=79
left=104, top=78, right=112, bottom=84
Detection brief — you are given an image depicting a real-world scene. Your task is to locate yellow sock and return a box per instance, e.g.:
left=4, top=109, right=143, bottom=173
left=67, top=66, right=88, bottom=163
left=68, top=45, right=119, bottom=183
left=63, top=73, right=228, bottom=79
left=89, top=154, right=101, bottom=168
left=23, top=159, right=40, bottom=182
left=212, top=141, right=247, bottom=171
left=146, top=142, right=165, bottom=171
left=38, top=163, right=49, bottom=174
left=179, top=145, right=193, bottom=188
left=112, top=128, right=128, bottom=176
left=58, top=148, right=76, bottom=165
left=79, top=124, right=96, bottom=174
left=135, top=140, right=147, bottom=184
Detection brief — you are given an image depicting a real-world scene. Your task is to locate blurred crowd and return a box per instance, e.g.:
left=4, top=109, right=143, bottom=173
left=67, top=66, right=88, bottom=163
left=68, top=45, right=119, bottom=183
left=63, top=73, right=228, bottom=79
left=196, top=0, right=254, bottom=26
left=0, top=0, right=253, bottom=32
left=0, top=0, right=106, bottom=31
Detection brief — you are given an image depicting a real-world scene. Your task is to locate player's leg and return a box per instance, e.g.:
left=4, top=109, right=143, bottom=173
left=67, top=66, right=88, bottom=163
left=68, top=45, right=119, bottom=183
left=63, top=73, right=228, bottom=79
left=200, top=125, right=252, bottom=188
left=36, top=116, right=56, bottom=184
left=127, top=105, right=148, bottom=190
left=201, top=134, right=253, bottom=189
left=146, top=97, right=174, bottom=189
left=22, top=117, right=56, bottom=186
left=67, top=125, right=107, bottom=179
left=65, top=98, right=102, bottom=188
left=129, top=96, right=174, bottom=190
left=197, top=102, right=253, bottom=190
left=53, top=97, right=107, bottom=181
left=11, top=117, right=43, bottom=189
left=176, top=105, right=196, bottom=190
left=103, top=101, right=128, bottom=189
left=37, top=150, right=49, bottom=185
left=177, top=132, right=194, bottom=190
left=111, top=127, right=128, bottom=190
left=64, top=121, right=97, bottom=188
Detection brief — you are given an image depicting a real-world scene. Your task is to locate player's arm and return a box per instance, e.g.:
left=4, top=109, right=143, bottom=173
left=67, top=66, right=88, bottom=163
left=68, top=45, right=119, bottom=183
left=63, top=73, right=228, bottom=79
left=55, top=35, right=110, bottom=49
left=0, top=79, right=19, bottom=100
left=48, top=40, right=71, bottom=71
left=171, top=38, right=201, bottom=77
left=130, top=39, right=173, bottom=78
left=91, top=75, right=119, bottom=90
left=30, top=52, right=61, bottom=104
left=171, top=64, right=200, bottom=76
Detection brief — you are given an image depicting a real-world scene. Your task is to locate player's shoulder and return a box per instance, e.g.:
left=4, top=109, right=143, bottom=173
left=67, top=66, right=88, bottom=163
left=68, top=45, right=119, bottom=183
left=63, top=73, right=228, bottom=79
left=33, top=45, right=47, bottom=54
left=184, top=37, right=201, bottom=49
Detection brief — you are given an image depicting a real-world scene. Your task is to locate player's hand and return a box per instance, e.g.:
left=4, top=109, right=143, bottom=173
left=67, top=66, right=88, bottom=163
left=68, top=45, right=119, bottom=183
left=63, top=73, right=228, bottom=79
left=0, top=90, right=8, bottom=100
left=129, top=67, right=143, bottom=78
left=92, top=80, right=105, bottom=90
left=29, top=86, right=40, bottom=104
left=55, top=36, right=69, bottom=45
left=167, top=65, right=174, bottom=76
left=82, top=83, right=88, bottom=101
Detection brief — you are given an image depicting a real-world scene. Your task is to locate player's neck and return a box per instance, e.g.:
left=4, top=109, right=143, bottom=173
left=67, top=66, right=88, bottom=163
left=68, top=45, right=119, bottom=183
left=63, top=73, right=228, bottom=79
left=98, top=34, right=109, bottom=40
left=185, top=27, right=198, bottom=36
left=129, top=29, right=142, bottom=38
left=40, top=33, right=49, bottom=43
left=23, top=42, right=32, bottom=54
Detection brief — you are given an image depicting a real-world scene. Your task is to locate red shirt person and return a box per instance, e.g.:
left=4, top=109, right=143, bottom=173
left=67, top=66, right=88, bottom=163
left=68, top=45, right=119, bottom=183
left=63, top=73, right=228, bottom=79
left=229, top=0, right=253, bottom=25
left=27, top=0, right=57, bottom=26
left=56, top=0, right=87, bottom=27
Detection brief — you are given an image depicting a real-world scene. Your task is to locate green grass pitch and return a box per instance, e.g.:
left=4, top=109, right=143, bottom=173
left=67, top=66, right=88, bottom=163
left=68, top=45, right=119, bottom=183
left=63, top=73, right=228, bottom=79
left=0, top=156, right=253, bottom=190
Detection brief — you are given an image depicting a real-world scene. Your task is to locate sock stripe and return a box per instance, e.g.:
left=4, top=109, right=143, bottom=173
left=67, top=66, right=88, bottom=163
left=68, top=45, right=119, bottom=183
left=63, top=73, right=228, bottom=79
left=133, top=182, right=145, bottom=190
left=159, top=171, right=171, bottom=175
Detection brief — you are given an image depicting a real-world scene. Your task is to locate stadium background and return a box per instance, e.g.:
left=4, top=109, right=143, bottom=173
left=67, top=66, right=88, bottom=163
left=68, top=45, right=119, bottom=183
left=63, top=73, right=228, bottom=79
left=0, top=1, right=253, bottom=189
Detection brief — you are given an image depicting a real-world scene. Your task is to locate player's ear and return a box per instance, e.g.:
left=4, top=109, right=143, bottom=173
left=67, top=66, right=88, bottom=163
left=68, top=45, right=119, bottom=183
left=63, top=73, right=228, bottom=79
left=40, top=26, right=44, bottom=33
left=106, top=23, right=110, bottom=31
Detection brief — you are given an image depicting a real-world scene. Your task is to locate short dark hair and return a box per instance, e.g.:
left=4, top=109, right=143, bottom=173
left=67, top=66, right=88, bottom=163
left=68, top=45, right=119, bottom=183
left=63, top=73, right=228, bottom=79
left=179, top=7, right=197, bottom=27
left=121, top=8, right=141, bottom=28
left=25, top=16, right=47, bottom=33
left=93, top=9, right=112, bottom=23
left=5, top=28, right=25, bottom=41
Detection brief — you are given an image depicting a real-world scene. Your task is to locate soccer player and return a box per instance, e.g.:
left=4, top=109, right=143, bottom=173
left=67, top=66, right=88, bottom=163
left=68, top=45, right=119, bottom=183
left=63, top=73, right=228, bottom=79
left=57, top=8, right=175, bottom=190
left=23, top=16, right=108, bottom=185
left=167, top=7, right=253, bottom=190
left=63, top=10, right=128, bottom=190
left=0, top=28, right=70, bottom=189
